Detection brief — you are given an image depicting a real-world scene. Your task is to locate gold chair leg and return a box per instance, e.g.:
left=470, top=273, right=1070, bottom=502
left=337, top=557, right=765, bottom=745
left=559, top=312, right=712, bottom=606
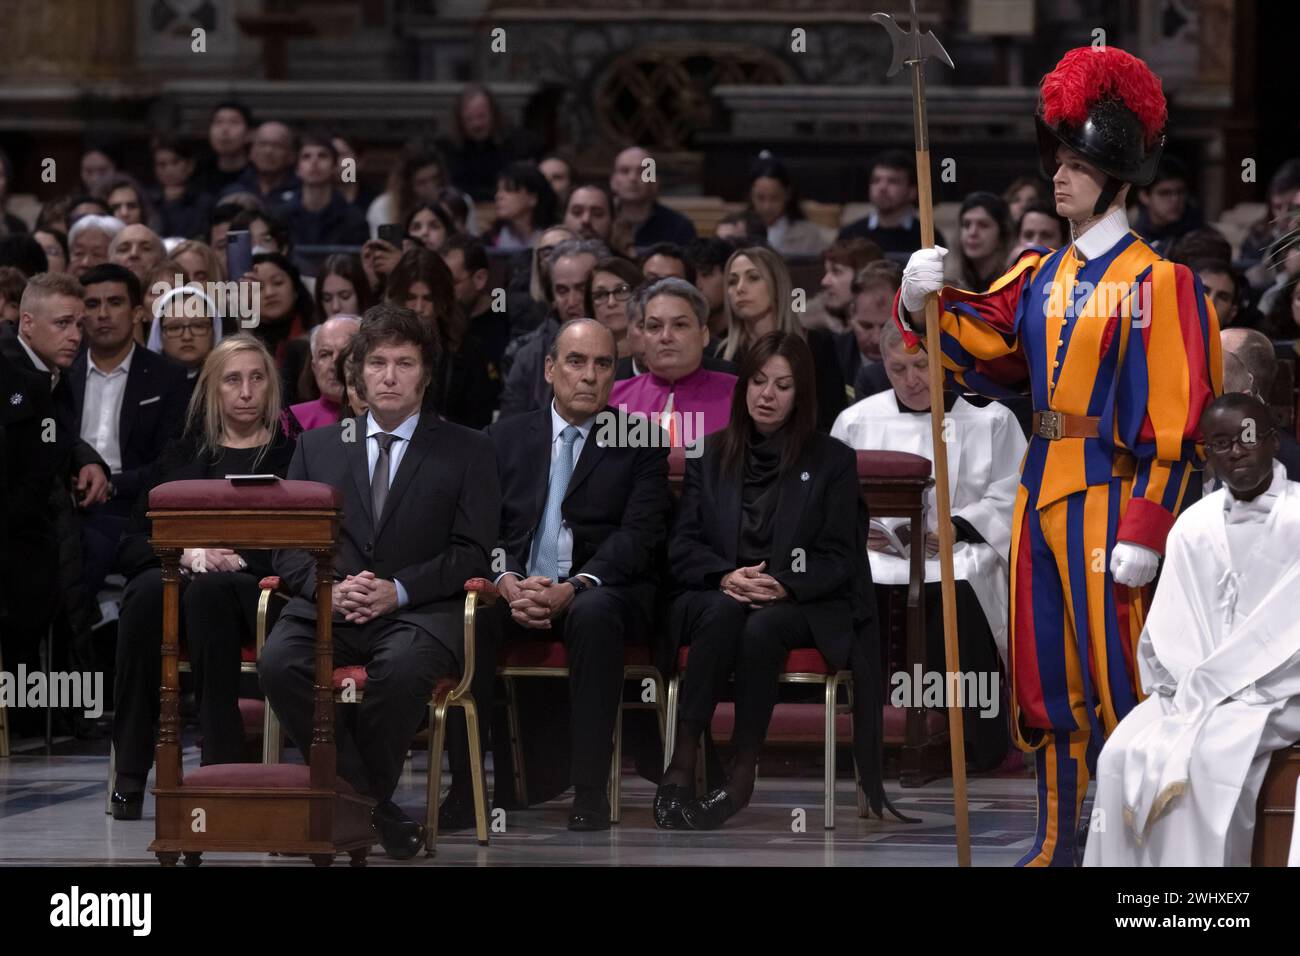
left=824, top=676, right=838, bottom=830
left=609, top=700, right=624, bottom=824
left=846, top=675, right=868, bottom=818
left=106, top=742, right=116, bottom=814
left=463, top=698, right=490, bottom=846
left=504, top=677, right=528, bottom=806
left=262, top=699, right=283, bottom=765
left=425, top=697, right=450, bottom=856
left=652, top=674, right=667, bottom=749
left=663, top=675, right=679, bottom=770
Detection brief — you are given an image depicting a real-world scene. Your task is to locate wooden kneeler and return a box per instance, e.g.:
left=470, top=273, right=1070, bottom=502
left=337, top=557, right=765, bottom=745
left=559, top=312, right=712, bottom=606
left=145, top=478, right=375, bottom=867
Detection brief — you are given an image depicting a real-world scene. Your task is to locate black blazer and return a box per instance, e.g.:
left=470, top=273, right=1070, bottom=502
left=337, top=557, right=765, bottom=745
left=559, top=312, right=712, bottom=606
left=272, top=413, right=500, bottom=662
left=487, top=405, right=671, bottom=622
left=56, top=345, right=191, bottom=504
left=667, top=430, right=875, bottom=670
left=115, top=429, right=299, bottom=580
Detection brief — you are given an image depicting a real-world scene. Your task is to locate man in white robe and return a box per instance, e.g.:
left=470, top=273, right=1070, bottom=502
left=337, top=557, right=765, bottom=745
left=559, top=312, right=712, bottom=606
left=832, top=320, right=1026, bottom=769
left=1085, top=393, right=1300, bottom=866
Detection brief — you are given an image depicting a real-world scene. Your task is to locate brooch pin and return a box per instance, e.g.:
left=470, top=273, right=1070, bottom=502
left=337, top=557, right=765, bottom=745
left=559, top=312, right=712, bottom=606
left=9, top=393, right=22, bottom=406
left=800, top=471, right=810, bottom=482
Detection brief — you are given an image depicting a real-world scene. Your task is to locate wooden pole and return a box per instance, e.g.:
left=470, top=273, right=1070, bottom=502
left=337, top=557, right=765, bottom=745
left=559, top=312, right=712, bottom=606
left=909, top=58, right=972, bottom=868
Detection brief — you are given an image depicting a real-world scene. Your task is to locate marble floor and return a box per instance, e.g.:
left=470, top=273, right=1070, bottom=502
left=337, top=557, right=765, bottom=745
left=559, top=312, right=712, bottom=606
left=0, top=737, right=1045, bottom=866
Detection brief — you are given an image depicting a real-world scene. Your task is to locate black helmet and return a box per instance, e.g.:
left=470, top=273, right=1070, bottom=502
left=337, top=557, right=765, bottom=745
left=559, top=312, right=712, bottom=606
left=1035, top=96, right=1165, bottom=188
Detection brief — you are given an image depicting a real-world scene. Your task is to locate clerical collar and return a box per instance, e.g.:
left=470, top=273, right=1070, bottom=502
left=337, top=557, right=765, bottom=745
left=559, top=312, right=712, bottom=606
left=894, top=390, right=958, bottom=415
left=1072, top=206, right=1130, bottom=262
left=648, top=364, right=707, bottom=389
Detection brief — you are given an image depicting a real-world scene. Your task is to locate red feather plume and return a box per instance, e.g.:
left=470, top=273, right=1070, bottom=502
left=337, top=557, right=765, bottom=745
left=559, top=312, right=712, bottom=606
left=1040, top=47, right=1167, bottom=146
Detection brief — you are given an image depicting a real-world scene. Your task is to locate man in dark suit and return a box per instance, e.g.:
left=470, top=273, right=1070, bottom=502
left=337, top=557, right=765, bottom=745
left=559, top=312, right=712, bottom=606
left=444, top=317, right=670, bottom=831
left=55, top=264, right=190, bottom=598
left=0, top=273, right=110, bottom=694
left=260, top=303, right=500, bottom=859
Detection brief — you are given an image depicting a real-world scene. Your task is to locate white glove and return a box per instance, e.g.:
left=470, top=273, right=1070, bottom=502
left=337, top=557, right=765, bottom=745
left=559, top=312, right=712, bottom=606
left=900, top=245, right=948, bottom=315
left=1110, top=542, right=1160, bottom=588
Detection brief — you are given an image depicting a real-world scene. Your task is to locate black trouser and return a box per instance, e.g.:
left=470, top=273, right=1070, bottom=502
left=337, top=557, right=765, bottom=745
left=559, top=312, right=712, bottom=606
left=80, top=498, right=131, bottom=600
left=112, top=568, right=260, bottom=784
left=675, top=591, right=814, bottom=752
left=259, top=613, right=455, bottom=803
left=450, top=584, right=640, bottom=794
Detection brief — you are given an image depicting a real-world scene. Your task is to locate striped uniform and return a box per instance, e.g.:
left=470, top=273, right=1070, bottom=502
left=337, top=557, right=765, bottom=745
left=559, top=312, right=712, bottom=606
left=896, top=226, right=1222, bottom=866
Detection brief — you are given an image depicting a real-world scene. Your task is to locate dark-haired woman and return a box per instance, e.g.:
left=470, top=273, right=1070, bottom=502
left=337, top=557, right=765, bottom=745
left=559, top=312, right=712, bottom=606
left=244, top=251, right=316, bottom=404
left=746, top=152, right=830, bottom=256
left=484, top=162, right=557, bottom=252
left=948, top=192, right=1012, bottom=293
left=109, top=336, right=297, bottom=819
left=384, top=247, right=498, bottom=427
left=656, top=331, right=887, bottom=830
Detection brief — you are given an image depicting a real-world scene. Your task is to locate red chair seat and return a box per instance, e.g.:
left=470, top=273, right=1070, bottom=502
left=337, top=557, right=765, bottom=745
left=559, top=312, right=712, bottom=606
left=238, top=697, right=265, bottom=734
left=499, top=640, right=653, bottom=669
left=182, top=762, right=357, bottom=793
left=855, top=449, right=931, bottom=479
left=433, top=676, right=458, bottom=702
left=333, top=665, right=368, bottom=691
left=675, top=645, right=834, bottom=675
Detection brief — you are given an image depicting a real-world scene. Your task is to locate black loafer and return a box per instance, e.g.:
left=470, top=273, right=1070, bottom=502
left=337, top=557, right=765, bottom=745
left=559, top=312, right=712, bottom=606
left=437, top=788, right=479, bottom=833
left=110, top=790, right=144, bottom=821
left=681, top=787, right=739, bottom=830
left=373, top=801, right=426, bottom=860
left=653, top=783, right=693, bottom=830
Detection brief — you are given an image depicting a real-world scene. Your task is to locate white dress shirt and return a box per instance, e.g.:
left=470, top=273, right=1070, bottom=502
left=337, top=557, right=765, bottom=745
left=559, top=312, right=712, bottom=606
left=365, top=409, right=421, bottom=607
left=81, top=345, right=134, bottom=474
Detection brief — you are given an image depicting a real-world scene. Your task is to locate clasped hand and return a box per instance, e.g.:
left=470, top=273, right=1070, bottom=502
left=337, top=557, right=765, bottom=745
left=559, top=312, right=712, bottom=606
left=499, top=574, right=575, bottom=630
left=720, top=562, right=788, bottom=607
left=334, top=570, right=399, bottom=624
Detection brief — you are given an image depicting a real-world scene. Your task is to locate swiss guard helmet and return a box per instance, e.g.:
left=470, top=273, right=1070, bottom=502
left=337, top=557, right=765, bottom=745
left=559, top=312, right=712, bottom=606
left=1035, top=46, right=1167, bottom=216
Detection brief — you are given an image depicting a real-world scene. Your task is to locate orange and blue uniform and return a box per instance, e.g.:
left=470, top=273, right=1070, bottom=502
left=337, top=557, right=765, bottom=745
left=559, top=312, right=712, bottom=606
left=896, top=217, right=1221, bottom=865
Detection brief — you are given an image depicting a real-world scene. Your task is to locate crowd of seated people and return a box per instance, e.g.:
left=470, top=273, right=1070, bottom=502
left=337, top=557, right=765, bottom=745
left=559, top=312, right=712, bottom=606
left=3, top=97, right=1300, bottom=860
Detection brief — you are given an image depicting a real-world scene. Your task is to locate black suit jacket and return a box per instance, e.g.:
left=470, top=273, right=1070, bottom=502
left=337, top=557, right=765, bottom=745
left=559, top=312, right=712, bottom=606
left=56, top=345, right=190, bottom=503
left=667, top=430, right=875, bottom=670
left=272, top=413, right=500, bottom=662
left=487, top=405, right=671, bottom=622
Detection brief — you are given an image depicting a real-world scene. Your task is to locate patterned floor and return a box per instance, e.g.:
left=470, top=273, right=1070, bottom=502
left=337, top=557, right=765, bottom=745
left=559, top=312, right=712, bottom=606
left=0, top=738, right=1045, bottom=866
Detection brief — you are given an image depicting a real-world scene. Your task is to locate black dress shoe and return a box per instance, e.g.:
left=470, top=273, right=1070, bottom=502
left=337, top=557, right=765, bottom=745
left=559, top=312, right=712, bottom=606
left=681, top=787, right=740, bottom=830
left=373, top=801, right=425, bottom=860
left=110, top=790, right=143, bottom=821
left=567, top=791, right=611, bottom=831
left=653, top=783, right=693, bottom=830
left=437, top=788, right=479, bottom=833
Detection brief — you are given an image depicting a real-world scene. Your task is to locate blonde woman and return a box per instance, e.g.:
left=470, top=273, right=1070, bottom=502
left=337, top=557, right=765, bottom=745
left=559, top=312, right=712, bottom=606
left=108, top=335, right=297, bottom=820
left=721, top=245, right=847, bottom=429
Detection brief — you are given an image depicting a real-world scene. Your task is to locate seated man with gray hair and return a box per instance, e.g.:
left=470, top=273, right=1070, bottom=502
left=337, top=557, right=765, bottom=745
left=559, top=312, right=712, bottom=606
left=68, top=214, right=125, bottom=279
left=608, top=277, right=737, bottom=445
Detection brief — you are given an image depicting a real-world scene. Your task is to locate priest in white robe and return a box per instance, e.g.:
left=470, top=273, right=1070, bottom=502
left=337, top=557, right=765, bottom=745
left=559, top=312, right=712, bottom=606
left=831, top=319, right=1026, bottom=769
left=1085, top=393, right=1300, bottom=866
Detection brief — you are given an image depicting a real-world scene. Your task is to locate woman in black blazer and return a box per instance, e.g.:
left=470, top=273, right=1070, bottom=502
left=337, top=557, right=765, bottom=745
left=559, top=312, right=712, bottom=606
left=658, top=330, right=889, bottom=830
left=109, top=335, right=298, bottom=820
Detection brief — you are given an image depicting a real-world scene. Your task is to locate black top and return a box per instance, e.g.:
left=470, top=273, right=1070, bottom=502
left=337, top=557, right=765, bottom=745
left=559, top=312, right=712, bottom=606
left=737, top=426, right=786, bottom=566
left=838, top=216, right=946, bottom=262
left=633, top=202, right=697, bottom=249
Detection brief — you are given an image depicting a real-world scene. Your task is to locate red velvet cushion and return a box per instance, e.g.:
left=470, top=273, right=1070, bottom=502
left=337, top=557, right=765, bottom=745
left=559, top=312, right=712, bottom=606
left=182, top=762, right=357, bottom=793
left=856, top=450, right=932, bottom=479
left=149, top=479, right=343, bottom=511
left=623, top=644, right=651, bottom=666
left=499, top=639, right=568, bottom=669
left=260, top=575, right=282, bottom=592
left=333, top=665, right=368, bottom=691
left=433, top=676, right=458, bottom=701
left=464, top=577, right=500, bottom=598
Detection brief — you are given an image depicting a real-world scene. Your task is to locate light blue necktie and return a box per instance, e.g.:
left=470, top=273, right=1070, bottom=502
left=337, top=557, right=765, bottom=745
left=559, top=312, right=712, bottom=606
left=532, top=425, right=580, bottom=580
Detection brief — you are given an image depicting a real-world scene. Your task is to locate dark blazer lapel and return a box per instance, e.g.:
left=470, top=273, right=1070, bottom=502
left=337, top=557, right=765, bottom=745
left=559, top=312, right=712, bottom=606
left=346, top=416, right=373, bottom=527
left=119, top=352, right=147, bottom=449
left=523, top=407, right=553, bottom=521
left=768, top=447, right=815, bottom=572
left=715, top=458, right=742, bottom=566
left=564, top=409, right=609, bottom=502
left=374, top=414, right=439, bottom=537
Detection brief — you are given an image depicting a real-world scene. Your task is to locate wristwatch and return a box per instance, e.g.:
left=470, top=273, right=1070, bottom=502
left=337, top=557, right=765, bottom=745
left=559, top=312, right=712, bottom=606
left=568, top=575, right=590, bottom=596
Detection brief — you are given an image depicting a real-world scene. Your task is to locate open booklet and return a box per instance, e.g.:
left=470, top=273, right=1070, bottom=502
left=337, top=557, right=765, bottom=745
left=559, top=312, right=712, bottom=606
left=869, top=519, right=911, bottom=558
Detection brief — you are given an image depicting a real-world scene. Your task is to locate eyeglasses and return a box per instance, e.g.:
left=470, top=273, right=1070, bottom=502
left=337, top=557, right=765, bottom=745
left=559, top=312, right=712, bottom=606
left=591, top=284, right=632, bottom=303
left=1206, top=429, right=1273, bottom=455
left=161, top=321, right=213, bottom=339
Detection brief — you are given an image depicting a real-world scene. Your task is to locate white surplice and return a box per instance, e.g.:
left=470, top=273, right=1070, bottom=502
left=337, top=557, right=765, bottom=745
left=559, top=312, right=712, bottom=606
left=1084, top=462, right=1300, bottom=866
left=831, top=392, right=1026, bottom=663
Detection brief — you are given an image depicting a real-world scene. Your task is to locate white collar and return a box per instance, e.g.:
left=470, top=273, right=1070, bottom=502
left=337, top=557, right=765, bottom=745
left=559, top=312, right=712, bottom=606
left=549, top=400, right=596, bottom=441
left=366, top=409, right=420, bottom=441
left=1072, top=206, right=1130, bottom=262
left=1223, top=460, right=1287, bottom=520
left=868, top=208, right=916, bottom=231
left=16, top=333, right=50, bottom=374
left=88, top=342, right=135, bottom=377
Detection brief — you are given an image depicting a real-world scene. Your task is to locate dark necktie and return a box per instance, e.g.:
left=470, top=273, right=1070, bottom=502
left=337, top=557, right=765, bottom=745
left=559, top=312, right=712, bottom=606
left=372, top=432, right=397, bottom=521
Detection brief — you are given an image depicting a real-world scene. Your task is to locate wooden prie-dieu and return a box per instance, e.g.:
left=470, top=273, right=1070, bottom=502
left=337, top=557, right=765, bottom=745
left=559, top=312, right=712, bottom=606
left=145, top=478, right=375, bottom=867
